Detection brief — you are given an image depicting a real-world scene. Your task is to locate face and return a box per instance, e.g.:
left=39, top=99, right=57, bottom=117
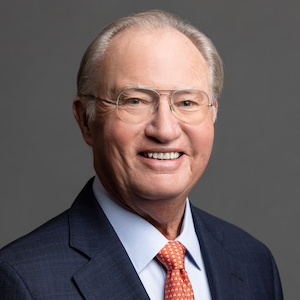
left=81, top=28, right=216, bottom=212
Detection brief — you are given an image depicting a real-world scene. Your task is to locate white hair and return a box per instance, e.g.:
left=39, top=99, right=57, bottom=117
left=77, top=10, right=224, bottom=121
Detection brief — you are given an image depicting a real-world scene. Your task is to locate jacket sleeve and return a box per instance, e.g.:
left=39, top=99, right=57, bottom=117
left=0, top=260, right=33, bottom=300
left=269, top=252, right=284, bottom=300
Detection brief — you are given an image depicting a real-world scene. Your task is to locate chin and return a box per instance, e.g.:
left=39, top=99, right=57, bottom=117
left=132, top=181, right=190, bottom=201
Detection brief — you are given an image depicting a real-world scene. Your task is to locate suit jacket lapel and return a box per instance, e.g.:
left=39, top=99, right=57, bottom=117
left=73, top=242, right=150, bottom=300
left=191, top=205, right=250, bottom=300
left=69, top=179, right=150, bottom=300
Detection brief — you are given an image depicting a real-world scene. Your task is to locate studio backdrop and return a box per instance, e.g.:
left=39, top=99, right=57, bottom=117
left=0, top=1, right=299, bottom=299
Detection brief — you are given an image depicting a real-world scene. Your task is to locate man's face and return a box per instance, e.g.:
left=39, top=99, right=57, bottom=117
left=87, top=28, right=215, bottom=211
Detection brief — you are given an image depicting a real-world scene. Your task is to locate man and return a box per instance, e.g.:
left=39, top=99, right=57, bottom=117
left=0, top=10, right=283, bottom=300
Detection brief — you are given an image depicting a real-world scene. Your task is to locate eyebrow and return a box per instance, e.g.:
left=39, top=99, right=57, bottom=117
left=107, top=84, right=154, bottom=98
left=123, top=84, right=155, bottom=90
left=110, top=84, right=197, bottom=94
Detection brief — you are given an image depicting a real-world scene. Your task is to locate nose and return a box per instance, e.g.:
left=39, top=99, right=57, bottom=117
left=144, top=95, right=181, bottom=143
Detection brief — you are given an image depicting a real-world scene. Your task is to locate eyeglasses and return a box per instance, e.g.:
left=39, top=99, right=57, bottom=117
left=82, top=88, right=214, bottom=124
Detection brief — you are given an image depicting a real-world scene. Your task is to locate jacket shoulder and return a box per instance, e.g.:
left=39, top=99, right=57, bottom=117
left=191, top=206, right=272, bottom=261
left=0, top=178, right=96, bottom=264
left=0, top=210, right=70, bottom=264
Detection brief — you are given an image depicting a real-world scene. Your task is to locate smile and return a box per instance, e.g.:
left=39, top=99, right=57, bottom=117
left=142, top=152, right=182, bottom=160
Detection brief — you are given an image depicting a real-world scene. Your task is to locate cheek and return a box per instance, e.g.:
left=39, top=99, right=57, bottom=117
left=105, top=122, right=135, bottom=156
left=93, top=118, right=139, bottom=170
left=91, top=123, right=128, bottom=192
left=190, top=123, right=215, bottom=167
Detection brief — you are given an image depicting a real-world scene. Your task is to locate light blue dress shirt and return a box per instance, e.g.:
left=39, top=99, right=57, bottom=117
left=93, top=176, right=212, bottom=300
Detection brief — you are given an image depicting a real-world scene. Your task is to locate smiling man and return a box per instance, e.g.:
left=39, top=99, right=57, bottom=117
left=0, top=10, right=283, bottom=300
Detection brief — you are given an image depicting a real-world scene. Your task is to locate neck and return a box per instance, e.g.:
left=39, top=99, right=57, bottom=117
left=97, top=175, right=188, bottom=240
left=121, top=195, right=187, bottom=240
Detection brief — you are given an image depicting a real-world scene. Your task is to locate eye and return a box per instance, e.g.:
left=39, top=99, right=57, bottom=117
left=177, top=100, right=199, bottom=110
left=128, top=98, right=141, bottom=105
left=118, top=89, right=155, bottom=108
left=120, top=98, right=141, bottom=106
left=181, top=100, right=192, bottom=107
left=119, top=97, right=153, bottom=108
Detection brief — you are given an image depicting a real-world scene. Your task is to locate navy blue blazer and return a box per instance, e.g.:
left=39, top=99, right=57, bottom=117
left=0, top=179, right=283, bottom=300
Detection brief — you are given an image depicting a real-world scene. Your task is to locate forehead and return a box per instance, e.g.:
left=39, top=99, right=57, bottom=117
left=101, top=27, right=210, bottom=93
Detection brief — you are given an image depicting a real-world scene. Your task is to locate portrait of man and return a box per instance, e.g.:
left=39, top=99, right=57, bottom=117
left=0, top=6, right=292, bottom=300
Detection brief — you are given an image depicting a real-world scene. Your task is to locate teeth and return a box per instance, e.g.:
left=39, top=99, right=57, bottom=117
left=144, top=152, right=181, bottom=160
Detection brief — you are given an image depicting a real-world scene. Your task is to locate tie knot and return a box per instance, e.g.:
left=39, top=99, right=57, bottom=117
left=157, top=241, right=186, bottom=271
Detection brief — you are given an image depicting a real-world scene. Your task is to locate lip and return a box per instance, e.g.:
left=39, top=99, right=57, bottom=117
left=137, top=150, right=186, bottom=171
left=138, top=148, right=184, bottom=154
left=140, top=152, right=183, bottom=159
left=138, top=148, right=184, bottom=158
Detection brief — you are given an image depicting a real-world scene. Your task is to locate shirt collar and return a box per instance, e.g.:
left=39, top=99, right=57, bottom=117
left=92, top=176, right=203, bottom=273
left=176, top=197, right=203, bottom=272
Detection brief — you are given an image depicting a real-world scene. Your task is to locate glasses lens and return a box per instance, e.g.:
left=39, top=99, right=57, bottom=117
left=172, top=90, right=210, bottom=124
left=117, top=88, right=158, bottom=123
left=116, top=88, right=211, bottom=124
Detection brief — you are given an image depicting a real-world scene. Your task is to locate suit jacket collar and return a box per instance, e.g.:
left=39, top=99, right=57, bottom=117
left=69, top=179, right=249, bottom=300
left=69, top=178, right=150, bottom=300
left=191, top=205, right=250, bottom=300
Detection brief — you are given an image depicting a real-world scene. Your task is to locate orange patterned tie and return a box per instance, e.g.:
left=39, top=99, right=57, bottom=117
left=157, top=241, right=195, bottom=300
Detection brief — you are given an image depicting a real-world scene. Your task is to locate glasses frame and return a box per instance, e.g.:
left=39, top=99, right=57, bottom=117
left=81, top=87, right=215, bottom=124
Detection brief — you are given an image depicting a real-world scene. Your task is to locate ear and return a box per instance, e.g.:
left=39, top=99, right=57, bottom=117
left=213, top=99, right=218, bottom=123
left=73, top=96, right=93, bottom=146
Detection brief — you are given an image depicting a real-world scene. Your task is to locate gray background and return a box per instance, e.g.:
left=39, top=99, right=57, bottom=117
left=0, top=0, right=299, bottom=299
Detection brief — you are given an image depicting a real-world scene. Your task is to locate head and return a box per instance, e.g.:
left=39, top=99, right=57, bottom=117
left=77, top=10, right=223, bottom=122
left=73, top=10, right=224, bottom=216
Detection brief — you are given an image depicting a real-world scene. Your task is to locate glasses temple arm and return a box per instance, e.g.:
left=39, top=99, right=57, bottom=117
left=79, top=94, right=117, bottom=106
